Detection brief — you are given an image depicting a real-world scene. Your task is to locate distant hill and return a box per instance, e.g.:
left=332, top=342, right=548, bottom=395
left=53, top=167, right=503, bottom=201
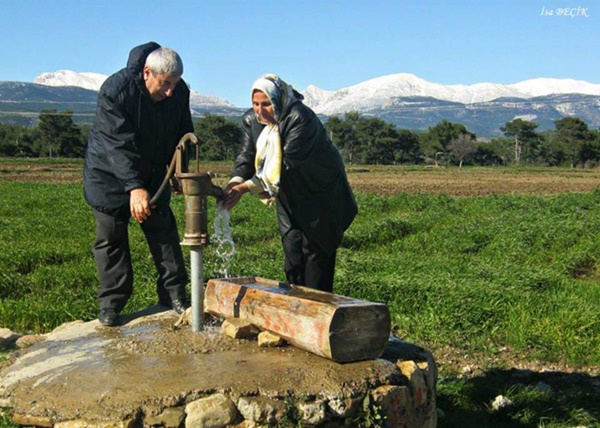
left=2, top=70, right=600, bottom=136
left=362, top=93, right=600, bottom=137
left=303, top=74, right=600, bottom=136
left=0, top=82, right=98, bottom=126
left=0, top=80, right=244, bottom=127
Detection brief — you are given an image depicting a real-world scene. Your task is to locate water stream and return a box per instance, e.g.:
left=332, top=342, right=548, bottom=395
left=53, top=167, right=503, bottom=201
left=211, top=205, right=235, bottom=278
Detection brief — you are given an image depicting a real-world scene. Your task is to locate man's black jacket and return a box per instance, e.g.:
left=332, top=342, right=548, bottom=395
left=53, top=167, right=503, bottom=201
left=83, top=42, right=193, bottom=215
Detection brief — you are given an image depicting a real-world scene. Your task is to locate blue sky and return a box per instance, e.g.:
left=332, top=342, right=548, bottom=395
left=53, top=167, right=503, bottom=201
left=1, top=0, right=598, bottom=107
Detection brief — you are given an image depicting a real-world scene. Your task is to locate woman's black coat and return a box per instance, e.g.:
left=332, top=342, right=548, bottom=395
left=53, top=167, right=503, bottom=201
left=231, top=101, right=358, bottom=255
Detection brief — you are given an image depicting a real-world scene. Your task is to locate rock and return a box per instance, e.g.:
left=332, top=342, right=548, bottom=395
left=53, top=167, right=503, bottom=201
left=257, top=331, right=286, bottom=348
left=0, top=328, right=20, bottom=350
left=536, top=381, right=553, bottom=394
left=11, top=413, right=53, bottom=427
left=221, top=318, right=260, bottom=339
left=297, top=400, right=327, bottom=425
left=372, top=385, right=412, bottom=428
left=15, top=334, right=46, bottom=348
left=144, top=406, right=185, bottom=427
left=236, top=396, right=286, bottom=424
left=397, top=360, right=428, bottom=406
left=50, top=320, right=84, bottom=334
left=491, top=395, right=513, bottom=411
left=185, top=393, right=239, bottom=428
left=174, top=308, right=193, bottom=329
left=327, top=396, right=362, bottom=418
left=54, top=419, right=136, bottom=427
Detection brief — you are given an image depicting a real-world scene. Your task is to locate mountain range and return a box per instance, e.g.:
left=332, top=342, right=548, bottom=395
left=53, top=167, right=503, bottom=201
left=1, top=70, right=599, bottom=137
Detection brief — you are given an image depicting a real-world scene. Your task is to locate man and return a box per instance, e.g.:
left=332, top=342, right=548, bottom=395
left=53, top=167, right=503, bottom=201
left=83, top=42, right=192, bottom=326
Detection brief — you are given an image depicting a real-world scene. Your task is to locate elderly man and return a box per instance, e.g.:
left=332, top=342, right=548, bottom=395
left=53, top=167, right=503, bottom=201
left=83, top=42, right=192, bottom=326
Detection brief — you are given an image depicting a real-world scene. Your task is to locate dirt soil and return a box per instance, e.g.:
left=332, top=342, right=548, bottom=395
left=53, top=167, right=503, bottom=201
left=0, top=308, right=403, bottom=423
left=3, top=160, right=600, bottom=197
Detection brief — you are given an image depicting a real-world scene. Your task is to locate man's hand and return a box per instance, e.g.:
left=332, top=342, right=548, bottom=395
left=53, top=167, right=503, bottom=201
left=129, top=188, right=152, bottom=223
left=221, top=182, right=249, bottom=210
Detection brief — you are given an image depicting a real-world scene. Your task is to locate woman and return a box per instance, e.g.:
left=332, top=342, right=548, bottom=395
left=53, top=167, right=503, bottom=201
left=222, top=74, right=357, bottom=292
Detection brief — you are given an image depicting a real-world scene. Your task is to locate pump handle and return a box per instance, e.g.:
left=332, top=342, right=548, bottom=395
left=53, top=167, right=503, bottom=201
left=149, top=133, right=199, bottom=205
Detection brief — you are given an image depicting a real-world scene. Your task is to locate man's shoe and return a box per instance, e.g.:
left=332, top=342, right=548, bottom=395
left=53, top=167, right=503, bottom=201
left=98, top=308, right=119, bottom=326
left=171, top=299, right=190, bottom=315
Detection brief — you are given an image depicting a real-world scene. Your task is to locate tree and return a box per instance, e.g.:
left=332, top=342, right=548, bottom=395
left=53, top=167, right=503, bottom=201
left=485, top=138, right=514, bottom=165
left=193, top=114, right=242, bottom=161
left=580, top=130, right=600, bottom=166
left=37, top=110, right=84, bottom=157
left=553, top=117, right=590, bottom=168
left=500, top=119, right=539, bottom=165
left=326, top=112, right=362, bottom=164
left=355, top=117, right=399, bottom=164
left=420, top=120, right=474, bottom=166
left=395, top=129, right=422, bottom=164
left=448, top=133, right=476, bottom=167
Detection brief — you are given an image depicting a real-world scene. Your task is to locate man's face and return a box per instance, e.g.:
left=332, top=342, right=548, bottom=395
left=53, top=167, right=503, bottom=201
left=143, top=66, right=180, bottom=102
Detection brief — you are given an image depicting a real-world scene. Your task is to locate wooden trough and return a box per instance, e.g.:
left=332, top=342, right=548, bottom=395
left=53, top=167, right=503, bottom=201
left=204, top=277, right=391, bottom=363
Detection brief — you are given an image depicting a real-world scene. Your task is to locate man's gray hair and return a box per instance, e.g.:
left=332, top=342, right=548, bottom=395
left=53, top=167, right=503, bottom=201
left=145, top=47, right=184, bottom=77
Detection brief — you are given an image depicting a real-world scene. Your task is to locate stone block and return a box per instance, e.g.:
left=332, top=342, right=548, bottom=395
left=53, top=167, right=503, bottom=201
left=236, top=396, right=286, bottom=424
left=222, top=318, right=260, bottom=339
left=0, top=328, right=20, bottom=350
left=185, top=393, right=239, bottom=428
left=257, top=331, right=286, bottom=347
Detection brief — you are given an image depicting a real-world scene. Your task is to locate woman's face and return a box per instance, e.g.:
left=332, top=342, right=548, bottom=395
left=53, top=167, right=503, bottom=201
left=252, top=91, right=275, bottom=124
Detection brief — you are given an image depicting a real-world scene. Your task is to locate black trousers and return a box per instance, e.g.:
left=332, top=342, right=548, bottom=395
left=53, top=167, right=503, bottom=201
left=281, top=228, right=337, bottom=293
left=92, top=206, right=187, bottom=312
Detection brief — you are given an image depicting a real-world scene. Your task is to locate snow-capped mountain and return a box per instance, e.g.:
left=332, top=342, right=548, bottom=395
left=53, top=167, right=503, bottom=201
left=302, top=73, right=600, bottom=116
left=2, top=70, right=597, bottom=135
left=33, top=70, right=238, bottom=111
left=34, top=70, right=107, bottom=91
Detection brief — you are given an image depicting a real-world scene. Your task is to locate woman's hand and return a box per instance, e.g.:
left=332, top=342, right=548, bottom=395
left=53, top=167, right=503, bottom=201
left=221, top=182, right=249, bottom=210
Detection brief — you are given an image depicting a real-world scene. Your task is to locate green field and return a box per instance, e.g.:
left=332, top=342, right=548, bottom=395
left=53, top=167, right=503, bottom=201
left=0, top=160, right=599, bottom=427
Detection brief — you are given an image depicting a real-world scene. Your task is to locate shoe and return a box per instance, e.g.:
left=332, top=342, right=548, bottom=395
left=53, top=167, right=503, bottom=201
left=98, top=308, right=119, bottom=326
left=171, top=299, right=190, bottom=315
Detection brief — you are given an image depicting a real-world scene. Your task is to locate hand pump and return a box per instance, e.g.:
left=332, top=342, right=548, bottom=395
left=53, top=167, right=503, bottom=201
left=151, top=133, right=223, bottom=331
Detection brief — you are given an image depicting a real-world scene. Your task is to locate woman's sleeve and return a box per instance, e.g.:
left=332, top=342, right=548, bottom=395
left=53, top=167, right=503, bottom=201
left=230, top=112, right=258, bottom=180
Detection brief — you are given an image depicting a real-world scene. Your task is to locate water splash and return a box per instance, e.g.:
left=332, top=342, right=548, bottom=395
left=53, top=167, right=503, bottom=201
left=212, top=206, right=235, bottom=278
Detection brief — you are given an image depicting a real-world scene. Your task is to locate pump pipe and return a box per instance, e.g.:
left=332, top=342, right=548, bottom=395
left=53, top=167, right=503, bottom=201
left=149, top=132, right=223, bottom=331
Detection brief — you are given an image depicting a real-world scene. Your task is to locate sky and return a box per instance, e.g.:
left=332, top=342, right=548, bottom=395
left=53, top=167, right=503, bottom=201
left=1, top=0, right=598, bottom=107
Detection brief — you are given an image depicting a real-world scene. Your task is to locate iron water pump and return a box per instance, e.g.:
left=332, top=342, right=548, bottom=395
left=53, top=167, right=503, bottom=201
left=151, top=132, right=224, bottom=331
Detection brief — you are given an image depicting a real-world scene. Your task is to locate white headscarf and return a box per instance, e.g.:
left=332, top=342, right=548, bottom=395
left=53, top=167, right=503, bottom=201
left=248, top=74, right=303, bottom=205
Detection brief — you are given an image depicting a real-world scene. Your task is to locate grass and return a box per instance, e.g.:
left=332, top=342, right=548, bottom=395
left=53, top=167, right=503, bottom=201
left=0, top=159, right=599, bottom=427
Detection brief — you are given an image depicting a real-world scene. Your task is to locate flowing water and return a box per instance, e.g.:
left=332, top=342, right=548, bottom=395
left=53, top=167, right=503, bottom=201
left=211, top=205, right=235, bottom=278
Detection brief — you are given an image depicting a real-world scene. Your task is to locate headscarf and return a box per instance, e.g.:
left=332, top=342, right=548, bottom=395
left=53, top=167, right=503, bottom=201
left=251, top=74, right=304, bottom=123
left=248, top=74, right=303, bottom=205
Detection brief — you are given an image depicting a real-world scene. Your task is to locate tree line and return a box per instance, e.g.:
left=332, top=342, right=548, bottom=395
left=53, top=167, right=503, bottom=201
left=1, top=109, right=599, bottom=167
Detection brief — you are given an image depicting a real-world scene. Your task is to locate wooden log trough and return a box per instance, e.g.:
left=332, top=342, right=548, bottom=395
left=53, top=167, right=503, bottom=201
left=204, top=277, right=391, bottom=363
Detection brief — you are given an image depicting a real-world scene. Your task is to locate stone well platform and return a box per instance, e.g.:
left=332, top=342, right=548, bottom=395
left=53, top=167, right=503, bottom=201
left=0, top=307, right=437, bottom=427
